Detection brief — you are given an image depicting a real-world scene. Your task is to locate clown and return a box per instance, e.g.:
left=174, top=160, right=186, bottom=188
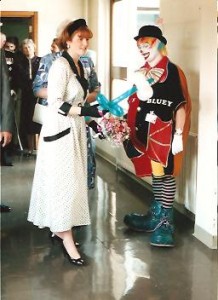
left=123, top=25, right=191, bottom=247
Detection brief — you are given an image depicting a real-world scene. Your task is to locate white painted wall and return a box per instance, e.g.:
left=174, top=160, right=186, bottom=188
left=193, top=0, right=217, bottom=249
left=160, top=0, right=200, bottom=134
left=161, top=0, right=217, bottom=249
left=1, top=0, right=87, bottom=56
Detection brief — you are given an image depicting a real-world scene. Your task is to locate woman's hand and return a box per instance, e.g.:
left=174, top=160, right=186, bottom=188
left=88, top=120, right=106, bottom=139
left=80, top=104, right=108, bottom=118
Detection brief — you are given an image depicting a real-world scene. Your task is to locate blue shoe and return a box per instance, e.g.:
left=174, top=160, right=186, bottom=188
left=150, top=208, right=174, bottom=247
left=123, top=201, right=162, bottom=232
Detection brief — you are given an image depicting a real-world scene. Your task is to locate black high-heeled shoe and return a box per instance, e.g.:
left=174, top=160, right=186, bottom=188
left=61, top=244, right=85, bottom=266
left=49, top=233, right=62, bottom=245
left=49, top=232, right=80, bottom=247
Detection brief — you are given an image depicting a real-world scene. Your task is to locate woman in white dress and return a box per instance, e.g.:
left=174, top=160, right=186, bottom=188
left=28, top=19, right=104, bottom=266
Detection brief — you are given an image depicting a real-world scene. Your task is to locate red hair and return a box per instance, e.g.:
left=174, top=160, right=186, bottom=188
left=59, top=22, right=93, bottom=50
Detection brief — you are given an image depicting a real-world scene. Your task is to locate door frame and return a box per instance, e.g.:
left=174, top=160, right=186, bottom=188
left=1, top=11, right=38, bottom=51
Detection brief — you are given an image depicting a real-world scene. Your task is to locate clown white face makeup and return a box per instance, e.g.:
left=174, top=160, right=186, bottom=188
left=137, top=39, right=163, bottom=66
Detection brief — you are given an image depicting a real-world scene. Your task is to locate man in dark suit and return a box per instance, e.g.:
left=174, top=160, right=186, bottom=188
left=0, top=37, right=15, bottom=212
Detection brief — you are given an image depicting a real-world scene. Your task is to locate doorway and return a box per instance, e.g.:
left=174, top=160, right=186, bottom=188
left=1, top=11, right=38, bottom=52
left=1, top=11, right=39, bottom=152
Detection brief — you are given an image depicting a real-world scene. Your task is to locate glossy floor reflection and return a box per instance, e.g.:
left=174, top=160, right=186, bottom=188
left=1, top=154, right=217, bottom=300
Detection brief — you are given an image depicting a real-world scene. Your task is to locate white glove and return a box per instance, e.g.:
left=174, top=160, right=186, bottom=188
left=172, top=134, right=183, bottom=155
left=11, top=89, right=16, bottom=96
left=130, top=71, right=153, bottom=100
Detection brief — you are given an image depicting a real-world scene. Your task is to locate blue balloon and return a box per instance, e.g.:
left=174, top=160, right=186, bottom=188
left=97, top=85, right=137, bottom=117
left=112, top=86, right=137, bottom=104
left=108, top=102, right=124, bottom=117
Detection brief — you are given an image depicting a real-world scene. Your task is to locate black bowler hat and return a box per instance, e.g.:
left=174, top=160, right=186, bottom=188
left=134, top=25, right=167, bottom=45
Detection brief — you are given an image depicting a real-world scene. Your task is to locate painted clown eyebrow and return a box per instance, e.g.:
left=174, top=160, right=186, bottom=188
left=137, top=37, right=157, bottom=47
left=137, top=43, right=150, bottom=49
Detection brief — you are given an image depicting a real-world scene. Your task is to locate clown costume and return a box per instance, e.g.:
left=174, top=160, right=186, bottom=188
left=123, top=25, right=191, bottom=247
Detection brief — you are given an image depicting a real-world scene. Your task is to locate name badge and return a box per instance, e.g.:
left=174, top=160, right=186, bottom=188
left=145, top=112, right=157, bottom=124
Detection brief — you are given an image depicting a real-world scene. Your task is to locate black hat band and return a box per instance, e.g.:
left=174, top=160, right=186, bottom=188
left=68, top=19, right=87, bottom=36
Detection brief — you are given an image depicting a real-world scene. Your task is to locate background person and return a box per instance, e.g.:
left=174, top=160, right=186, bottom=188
left=4, top=36, right=24, bottom=94
left=4, top=35, right=24, bottom=156
left=4, top=36, right=19, bottom=52
left=50, top=37, right=61, bottom=54
left=19, top=38, right=41, bottom=155
left=0, top=45, right=15, bottom=212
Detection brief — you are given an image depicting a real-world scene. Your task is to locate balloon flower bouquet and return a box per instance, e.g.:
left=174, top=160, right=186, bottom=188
left=96, top=72, right=153, bottom=147
left=99, top=115, right=130, bottom=147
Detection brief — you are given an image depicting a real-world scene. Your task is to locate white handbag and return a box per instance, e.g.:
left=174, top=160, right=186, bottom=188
left=32, top=102, right=47, bottom=125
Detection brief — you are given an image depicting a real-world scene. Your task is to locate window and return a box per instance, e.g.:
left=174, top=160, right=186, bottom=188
left=111, top=0, right=160, bottom=111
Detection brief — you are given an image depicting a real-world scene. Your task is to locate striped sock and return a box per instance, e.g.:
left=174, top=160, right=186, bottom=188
left=152, top=176, right=176, bottom=209
left=152, top=176, right=163, bottom=202
left=161, top=176, right=176, bottom=208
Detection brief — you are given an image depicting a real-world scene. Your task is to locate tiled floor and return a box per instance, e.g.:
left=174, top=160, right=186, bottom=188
left=1, top=154, right=217, bottom=300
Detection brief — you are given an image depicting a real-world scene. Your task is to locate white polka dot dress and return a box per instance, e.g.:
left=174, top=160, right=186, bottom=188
left=28, top=57, right=90, bottom=232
